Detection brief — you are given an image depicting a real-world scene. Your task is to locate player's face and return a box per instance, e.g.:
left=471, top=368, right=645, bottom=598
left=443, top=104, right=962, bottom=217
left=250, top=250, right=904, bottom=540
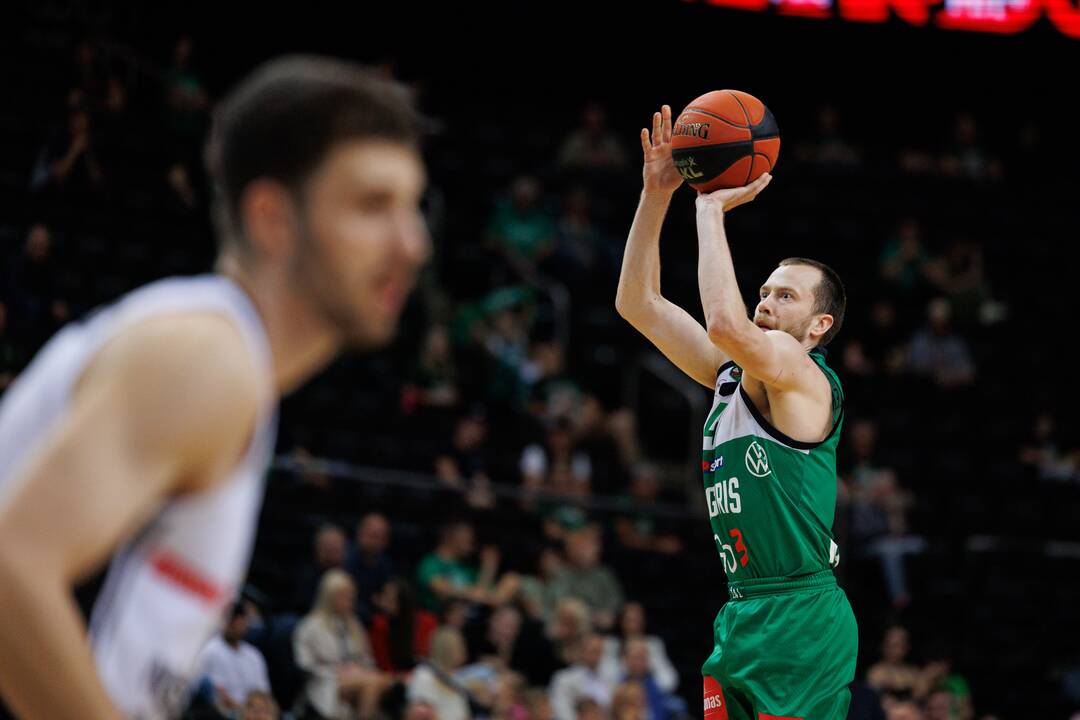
left=294, top=139, right=430, bottom=349
left=753, top=264, right=824, bottom=343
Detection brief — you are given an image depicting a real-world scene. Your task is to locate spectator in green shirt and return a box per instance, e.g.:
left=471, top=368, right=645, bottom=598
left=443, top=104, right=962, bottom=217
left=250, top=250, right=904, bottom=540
left=416, top=520, right=520, bottom=612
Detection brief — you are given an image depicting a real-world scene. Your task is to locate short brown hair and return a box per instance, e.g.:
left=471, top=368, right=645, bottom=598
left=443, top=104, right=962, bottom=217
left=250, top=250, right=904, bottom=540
left=207, top=55, right=424, bottom=252
left=778, top=257, right=846, bottom=346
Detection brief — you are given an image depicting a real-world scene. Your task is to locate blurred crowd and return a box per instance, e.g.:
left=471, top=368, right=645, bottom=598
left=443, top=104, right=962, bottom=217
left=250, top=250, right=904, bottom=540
left=2, top=14, right=1078, bottom=720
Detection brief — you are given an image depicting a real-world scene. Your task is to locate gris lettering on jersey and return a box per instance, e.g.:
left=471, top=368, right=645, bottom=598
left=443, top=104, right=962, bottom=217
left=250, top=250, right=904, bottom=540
left=706, top=477, right=741, bottom=516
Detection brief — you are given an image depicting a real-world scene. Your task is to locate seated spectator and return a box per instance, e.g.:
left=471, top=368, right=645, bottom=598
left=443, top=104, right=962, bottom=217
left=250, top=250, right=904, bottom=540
left=599, top=602, right=678, bottom=694
left=549, top=634, right=613, bottom=720
left=196, top=602, right=271, bottom=715
left=924, top=687, right=972, bottom=720
left=402, top=324, right=459, bottom=411
left=434, top=406, right=496, bottom=509
left=486, top=176, right=558, bottom=268
left=843, top=419, right=923, bottom=609
left=6, top=223, right=71, bottom=349
left=521, top=418, right=592, bottom=498
left=30, top=97, right=105, bottom=199
left=610, top=681, right=648, bottom=720
left=905, top=298, right=976, bottom=388
left=621, top=638, right=676, bottom=720
left=368, top=577, right=437, bottom=674
left=407, top=626, right=472, bottom=720
left=883, top=699, right=923, bottom=720
left=293, top=570, right=391, bottom=720
left=867, top=626, right=922, bottom=701
left=1018, top=411, right=1079, bottom=481
left=416, top=520, right=520, bottom=613
left=293, top=524, right=348, bottom=612
left=346, top=513, right=395, bottom=622
left=550, top=524, right=624, bottom=632
left=557, top=103, right=627, bottom=173
left=926, top=237, right=992, bottom=329
left=474, top=603, right=559, bottom=686
left=489, top=671, right=528, bottom=720
left=793, top=103, right=862, bottom=169
left=916, top=649, right=972, bottom=706
left=241, top=690, right=279, bottom=720
left=879, top=218, right=934, bottom=301
left=548, top=597, right=593, bottom=667
left=519, top=546, right=564, bottom=625
left=523, top=688, right=554, bottom=720
left=614, top=464, right=683, bottom=555
left=939, top=113, right=1003, bottom=182
left=402, top=700, right=437, bottom=720
left=573, top=698, right=605, bottom=720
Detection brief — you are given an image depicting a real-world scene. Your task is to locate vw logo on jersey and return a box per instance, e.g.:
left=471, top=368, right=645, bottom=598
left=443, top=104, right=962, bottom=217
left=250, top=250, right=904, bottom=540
left=745, top=441, right=771, bottom=477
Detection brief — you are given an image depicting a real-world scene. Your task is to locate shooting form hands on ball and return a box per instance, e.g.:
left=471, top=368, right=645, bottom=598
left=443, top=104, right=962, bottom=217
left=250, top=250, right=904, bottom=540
left=640, top=103, right=772, bottom=209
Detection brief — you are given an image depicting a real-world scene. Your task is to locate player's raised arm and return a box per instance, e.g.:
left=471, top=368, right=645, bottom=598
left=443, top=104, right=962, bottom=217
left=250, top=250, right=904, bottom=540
left=615, top=104, right=728, bottom=389
left=0, top=314, right=260, bottom=720
left=694, top=177, right=827, bottom=392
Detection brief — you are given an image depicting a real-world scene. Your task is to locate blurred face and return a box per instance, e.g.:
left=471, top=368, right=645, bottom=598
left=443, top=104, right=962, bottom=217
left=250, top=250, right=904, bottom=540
left=450, top=525, right=475, bottom=556
left=490, top=606, right=522, bottom=644
left=566, top=529, right=600, bottom=568
left=448, top=632, right=467, bottom=668
left=316, top=528, right=346, bottom=567
left=883, top=627, right=910, bottom=662
left=223, top=612, right=249, bottom=644
left=754, top=264, right=830, bottom=345
left=581, top=635, right=604, bottom=668
left=293, top=140, right=430, bottom=350
left=886, top=702, right=923, bottom=720
left=26, top=224, right=51, bottom=260
left=404, top=701, right=436, bottom=720
left=925, top=691, right=952, bottom=720
left=527, top=693, right=554, bottom=720
left=330, top=584, right=355, bottom=616
left=576, top=703, right=603, bottom=720
left=621, top=603, right=645, bottom=637
left=358, top=514, right=389, bottom=555
left=624, top=639, right=650, bottom=677
left=244, top=694, right=276, bottom=720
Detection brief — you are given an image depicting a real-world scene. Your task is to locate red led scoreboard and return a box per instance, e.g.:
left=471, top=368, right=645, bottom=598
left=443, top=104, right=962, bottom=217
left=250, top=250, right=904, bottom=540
left=691, top=0, right=1080, bottom=37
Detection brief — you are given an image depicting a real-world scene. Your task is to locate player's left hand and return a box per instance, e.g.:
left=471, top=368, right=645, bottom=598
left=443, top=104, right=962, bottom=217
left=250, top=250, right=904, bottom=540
left=695, top=172, right=772, bottom=213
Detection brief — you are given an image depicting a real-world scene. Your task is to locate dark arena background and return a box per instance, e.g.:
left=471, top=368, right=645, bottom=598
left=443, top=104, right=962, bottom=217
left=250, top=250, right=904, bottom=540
left=1, top=1, right=1079, bottom=719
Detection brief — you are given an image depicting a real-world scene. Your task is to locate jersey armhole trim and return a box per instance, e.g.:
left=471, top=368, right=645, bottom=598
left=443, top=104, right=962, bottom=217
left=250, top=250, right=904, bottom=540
left=716, top=360, right=737, bottom=379
left=737, top=371, right=845, bottom=451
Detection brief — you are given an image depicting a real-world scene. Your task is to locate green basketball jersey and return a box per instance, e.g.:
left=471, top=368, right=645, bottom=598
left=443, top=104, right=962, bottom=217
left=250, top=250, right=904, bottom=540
left=701, top=347, right=844, bottom=586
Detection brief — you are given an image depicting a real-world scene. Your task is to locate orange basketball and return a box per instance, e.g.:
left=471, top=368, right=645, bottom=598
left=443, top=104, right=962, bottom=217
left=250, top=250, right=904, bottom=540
left=671, top=90, right=780, bottom=192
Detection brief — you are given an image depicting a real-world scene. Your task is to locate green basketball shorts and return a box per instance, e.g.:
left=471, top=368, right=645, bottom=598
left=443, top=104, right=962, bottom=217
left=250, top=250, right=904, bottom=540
left=701, top=570, right=858, bottom=720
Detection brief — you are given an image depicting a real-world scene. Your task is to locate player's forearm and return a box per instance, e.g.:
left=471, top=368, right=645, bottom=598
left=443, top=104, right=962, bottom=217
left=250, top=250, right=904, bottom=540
left=0, top=555, right=123, bottom=720
left=696, top=202, right=750, bottom=338
left=615, top=190, right=672, bottom=319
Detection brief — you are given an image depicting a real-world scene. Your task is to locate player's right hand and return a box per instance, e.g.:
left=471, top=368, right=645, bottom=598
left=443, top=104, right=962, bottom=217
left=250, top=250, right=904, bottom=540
left=640, top=104, right=684, bottom=195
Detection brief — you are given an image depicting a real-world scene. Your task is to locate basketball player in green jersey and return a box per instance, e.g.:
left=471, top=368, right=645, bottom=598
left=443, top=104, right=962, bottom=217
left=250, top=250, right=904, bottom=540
left=616, top=104, right=857, bottom=720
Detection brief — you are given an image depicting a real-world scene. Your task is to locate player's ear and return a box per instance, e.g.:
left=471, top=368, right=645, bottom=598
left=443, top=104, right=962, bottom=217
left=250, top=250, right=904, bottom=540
left=239, top=179, right=298, bottom=261
left=813, top=313, right=834, bottom=341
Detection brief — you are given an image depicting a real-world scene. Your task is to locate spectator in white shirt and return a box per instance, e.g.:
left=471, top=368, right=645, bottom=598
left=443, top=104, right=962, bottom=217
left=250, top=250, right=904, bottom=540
left=407, top=626, right=472, bottom=720
left=549, top=633, right=613, bottom=720
left=197, top=603, right=271, bottom=714
left=599, top=601, right=678, bottom=693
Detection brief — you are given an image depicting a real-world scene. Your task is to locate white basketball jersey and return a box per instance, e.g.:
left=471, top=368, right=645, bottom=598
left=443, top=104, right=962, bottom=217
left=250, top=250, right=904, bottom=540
left=0, top=274, right=278, bottom=720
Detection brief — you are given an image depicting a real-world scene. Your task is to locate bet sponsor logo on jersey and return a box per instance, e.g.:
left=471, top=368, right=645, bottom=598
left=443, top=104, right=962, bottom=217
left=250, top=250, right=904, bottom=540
left=701, top=456, right=725, bottom=473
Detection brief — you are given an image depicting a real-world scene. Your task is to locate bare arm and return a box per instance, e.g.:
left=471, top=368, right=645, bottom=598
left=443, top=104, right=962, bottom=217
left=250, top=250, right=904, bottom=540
left=615, top=104, right=726, bottom=389
left=0, top=314, right=260, bottom=720
left=694, top=180, right=823, bottom=392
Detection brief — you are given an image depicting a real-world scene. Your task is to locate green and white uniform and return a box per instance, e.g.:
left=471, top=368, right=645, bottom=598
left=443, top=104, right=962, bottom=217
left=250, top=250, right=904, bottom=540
left=700, top=347, right=858, bottom=720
